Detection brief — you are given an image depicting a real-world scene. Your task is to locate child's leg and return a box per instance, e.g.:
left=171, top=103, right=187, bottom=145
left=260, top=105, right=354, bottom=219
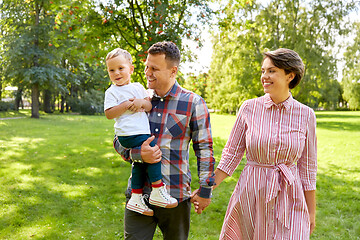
left=127, top=163, right=153, bottom=216
left=131, top=163, right=146, bottom=193
left=147, top=162, right=178, bottom=208
left=147, top=161, right=162, bottom=186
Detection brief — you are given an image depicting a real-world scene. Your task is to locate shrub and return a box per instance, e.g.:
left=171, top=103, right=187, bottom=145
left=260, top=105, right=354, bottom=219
left=0, top=101, right=15, bottom=111
left=68, top=90, right=104, bottom=115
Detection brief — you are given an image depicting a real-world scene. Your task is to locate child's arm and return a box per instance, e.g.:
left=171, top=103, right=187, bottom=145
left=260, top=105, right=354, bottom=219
left=105, top=100, right=132, bottom=119
left=128, top=97, right=152, bottom=112
left=142, top=97, right=152, bottom=112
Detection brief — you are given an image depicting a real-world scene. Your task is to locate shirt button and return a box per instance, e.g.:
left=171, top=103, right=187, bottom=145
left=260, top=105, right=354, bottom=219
left=157, top=113, right=161, bottom=117
left=155, top=128, right=159, bottom=132
left=160, top=98, right=164, bottom=102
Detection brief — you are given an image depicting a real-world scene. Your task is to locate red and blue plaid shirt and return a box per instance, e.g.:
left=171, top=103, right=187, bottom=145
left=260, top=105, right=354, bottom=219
left=114, top=81, right=215, bottom=202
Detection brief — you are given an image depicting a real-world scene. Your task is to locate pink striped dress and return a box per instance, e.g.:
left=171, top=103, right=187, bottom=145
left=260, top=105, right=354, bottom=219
left=217, top=94, right=317, bottom=240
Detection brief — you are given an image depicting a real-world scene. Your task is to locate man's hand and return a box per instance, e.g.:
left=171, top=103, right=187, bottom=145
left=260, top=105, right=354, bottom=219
left=190, top=189, right=211, bottom=214
left=141, top=136, right=161, bottom=164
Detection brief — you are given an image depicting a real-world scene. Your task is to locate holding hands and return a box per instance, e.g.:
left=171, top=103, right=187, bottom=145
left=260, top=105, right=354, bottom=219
left=190, top=189, right=211, bottom=214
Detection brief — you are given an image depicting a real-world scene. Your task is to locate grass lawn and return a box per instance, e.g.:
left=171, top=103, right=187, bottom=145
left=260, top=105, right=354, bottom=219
left=0, top=110, right=359, bottom=239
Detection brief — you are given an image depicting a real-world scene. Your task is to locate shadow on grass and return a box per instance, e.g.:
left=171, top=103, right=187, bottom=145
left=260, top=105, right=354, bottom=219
left=316, top=121, right=360, bottom=132
left=0, top=115, right=129, bottom=239
left=315, top=113, right=360, bottom=119
left=313, top=168, right=360, bottom=239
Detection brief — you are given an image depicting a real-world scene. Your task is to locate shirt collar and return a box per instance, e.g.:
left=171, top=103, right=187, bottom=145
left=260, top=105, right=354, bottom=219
left=264, top=93, right=294, bottom=110
left=152, top=81, right=180, bottom=99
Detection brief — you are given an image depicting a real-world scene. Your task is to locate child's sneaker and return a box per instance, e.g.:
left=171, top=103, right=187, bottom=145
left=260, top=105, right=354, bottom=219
left=149, top=184, right=178, bottom=208
left=126, top=193, right=154, bottom=216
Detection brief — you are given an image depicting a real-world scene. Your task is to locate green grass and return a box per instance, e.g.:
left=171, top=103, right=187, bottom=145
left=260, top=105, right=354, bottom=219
left=0, top=109, right=31, bottom=118
left=0, top=110, right=359, bottom=239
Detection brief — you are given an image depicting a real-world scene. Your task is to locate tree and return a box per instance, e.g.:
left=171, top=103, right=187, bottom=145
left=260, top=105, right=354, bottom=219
left=183, top=72, right=210, bottom=100
left=342, top=21, right=360, bottom=110
left=1, top=0, right=65, bottom=117
left=97, top=0, right=215, bottom=85
left=0, top=0, right=216, bottom=116
left=208, top=0, right=358, bottom=113
left=1, top=0, right=108, bottom=115
left=49, top=0, right=109, bottom=113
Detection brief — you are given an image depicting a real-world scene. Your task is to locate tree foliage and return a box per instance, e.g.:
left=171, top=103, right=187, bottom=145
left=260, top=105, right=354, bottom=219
left=207, top=0, right=358, bottom=113
left=0, top=0, right=214, bottom=116
left=96, top=0, right=214, bottom=85
left=342, top=21, right=360, bottom=110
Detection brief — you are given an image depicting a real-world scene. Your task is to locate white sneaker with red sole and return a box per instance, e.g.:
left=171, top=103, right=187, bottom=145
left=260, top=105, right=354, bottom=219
left=149, top=184, right=178, bottom=208
left=126, top=193, right=154, bottom=216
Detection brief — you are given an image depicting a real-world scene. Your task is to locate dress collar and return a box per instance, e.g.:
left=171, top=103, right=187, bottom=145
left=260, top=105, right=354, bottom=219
left=264, top=93, right=294, bottom=110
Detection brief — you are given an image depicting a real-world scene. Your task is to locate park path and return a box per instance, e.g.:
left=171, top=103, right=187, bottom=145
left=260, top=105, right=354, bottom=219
left=0, top=117, right=26, bottom=120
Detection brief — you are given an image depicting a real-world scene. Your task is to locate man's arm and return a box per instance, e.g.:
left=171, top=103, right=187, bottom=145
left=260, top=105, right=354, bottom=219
left=190, top=97, right=216, bottom=214
left=114, top=135, right=161, bottom=164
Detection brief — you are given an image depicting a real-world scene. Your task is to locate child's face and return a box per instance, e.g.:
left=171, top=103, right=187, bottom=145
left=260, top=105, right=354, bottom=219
left=106, top=55, right=134, bottom=86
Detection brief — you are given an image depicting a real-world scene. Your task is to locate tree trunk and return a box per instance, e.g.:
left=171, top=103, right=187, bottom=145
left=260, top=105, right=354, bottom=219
left=31, top=83, right=40, bottom=118
left=60, top=94, right=65, bottom=113
left=43, top=89, right=53, bottom=113
left=14, top=87, right=23, bottom=111
left=31, top=2, right=41, bottom=118
left=0, top=78, right=2, bottom=101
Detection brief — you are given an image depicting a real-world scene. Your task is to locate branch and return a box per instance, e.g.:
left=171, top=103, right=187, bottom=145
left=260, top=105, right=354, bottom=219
left=175, top=0, right=187, bottom=30
left=135, top=0, right=148, bottom=35
left=128, top=0, right=143, bottom=46
left=113, top=15, right=136, bottom=50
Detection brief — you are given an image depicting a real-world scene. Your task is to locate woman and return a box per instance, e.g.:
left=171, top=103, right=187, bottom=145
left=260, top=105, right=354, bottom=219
left=214, top=48, right=317, bottom=240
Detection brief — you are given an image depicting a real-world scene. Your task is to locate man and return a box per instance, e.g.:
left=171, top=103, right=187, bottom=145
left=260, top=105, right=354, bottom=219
left=113, top=41, right=215, bottom=239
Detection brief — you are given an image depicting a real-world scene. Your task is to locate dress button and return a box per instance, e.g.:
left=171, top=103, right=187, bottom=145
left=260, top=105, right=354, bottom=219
left=157, top=113, right=161, bottom=117
left=155, top=128, right=159, bottom=132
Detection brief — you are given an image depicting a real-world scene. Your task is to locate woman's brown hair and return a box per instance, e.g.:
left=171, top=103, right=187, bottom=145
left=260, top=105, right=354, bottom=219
left=263, top=48, right=305, bottom=89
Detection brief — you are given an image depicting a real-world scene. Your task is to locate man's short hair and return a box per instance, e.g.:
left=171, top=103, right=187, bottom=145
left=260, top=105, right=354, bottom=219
left=148, top=41, right=181, bottom=67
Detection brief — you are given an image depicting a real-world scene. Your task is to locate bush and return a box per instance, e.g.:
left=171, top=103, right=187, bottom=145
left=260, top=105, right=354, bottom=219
left=68, top=90, right=104, bottom=115
left=0, top=101, right=15, bottom=111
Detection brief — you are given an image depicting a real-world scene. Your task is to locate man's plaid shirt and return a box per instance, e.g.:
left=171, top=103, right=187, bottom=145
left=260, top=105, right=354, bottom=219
left=114, top=81, right=215, bottom=202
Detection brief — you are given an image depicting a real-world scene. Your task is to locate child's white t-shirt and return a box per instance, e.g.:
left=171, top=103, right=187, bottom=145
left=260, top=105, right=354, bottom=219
left=104, top=82, right=151, bottom=136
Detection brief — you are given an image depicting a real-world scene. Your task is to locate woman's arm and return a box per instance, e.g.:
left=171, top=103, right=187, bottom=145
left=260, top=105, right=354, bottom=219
left=304, top=190, right=316, bottom=234
left=213, top=168, right=229, bottom=190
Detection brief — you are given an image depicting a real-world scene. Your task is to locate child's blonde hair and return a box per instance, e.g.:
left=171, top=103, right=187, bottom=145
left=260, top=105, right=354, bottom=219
left=106, top=48, right=132, bottom=64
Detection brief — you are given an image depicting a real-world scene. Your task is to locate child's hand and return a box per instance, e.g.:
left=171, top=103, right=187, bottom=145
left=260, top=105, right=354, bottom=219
left=128, top=98, right=145, bottom=112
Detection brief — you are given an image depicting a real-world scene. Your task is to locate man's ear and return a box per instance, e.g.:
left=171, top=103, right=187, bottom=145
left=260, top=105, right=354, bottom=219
left=170, top=66, right=178, bottom=78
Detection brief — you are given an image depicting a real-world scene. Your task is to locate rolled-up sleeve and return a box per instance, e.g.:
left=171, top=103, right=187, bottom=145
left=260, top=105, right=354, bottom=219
left=217, top=102, right=248, bottom=176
